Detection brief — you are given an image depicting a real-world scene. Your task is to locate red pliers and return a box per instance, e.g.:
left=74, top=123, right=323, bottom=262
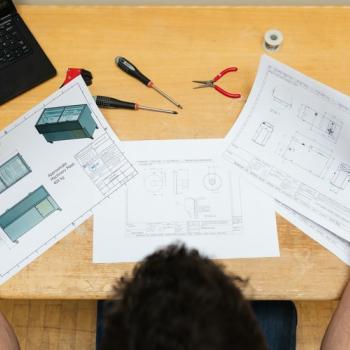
left=193, top=67, right=241, bottom=98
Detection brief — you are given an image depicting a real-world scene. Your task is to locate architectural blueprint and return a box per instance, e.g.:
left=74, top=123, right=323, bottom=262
left=93, top=139, right=279, bottom=263
left=276, top=201, right=350, bottom=266
left=222, top=55, right=350, bottom=242
left=0, top=76, right=137, bottom=284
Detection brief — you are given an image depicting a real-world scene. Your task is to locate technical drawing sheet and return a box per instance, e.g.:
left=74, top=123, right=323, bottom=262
left=0, top=76, right=137, bottom=284
left=93, top=139, right=279, bottom=263
left=276, top=202, right=350, bottom=265
left=222, top=55, right=350, bottom=242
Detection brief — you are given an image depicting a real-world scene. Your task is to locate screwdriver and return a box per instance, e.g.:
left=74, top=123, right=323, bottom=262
left=115, top=56, right=183, bottom=109
left=93, top=95, right=178, bottom=115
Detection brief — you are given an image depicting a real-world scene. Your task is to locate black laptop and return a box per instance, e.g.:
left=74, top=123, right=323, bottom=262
left=0, top=0, right=56, bottom=105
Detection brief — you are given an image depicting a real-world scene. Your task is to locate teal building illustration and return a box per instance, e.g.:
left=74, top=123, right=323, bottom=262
left=35, top=104, right=98, bottom=143
left=0, top=153, right=31, bottom=194
left=0, top=186, right=60, bottom=242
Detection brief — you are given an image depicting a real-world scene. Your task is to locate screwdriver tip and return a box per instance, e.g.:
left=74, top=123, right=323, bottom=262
left=172, top=111, right=178, bottom=115
left=178, top=105, right=183, bottom=109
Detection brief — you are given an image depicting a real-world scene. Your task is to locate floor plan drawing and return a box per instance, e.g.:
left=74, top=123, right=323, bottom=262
left=173, top=169, right=189, bottom=195
left=93, top=139, right=279, bottom=263
left=282, top=132, right=333, bottom=177
left=183, top=197, right=199, bottom=219
left=297, top=104, right=343, bottom=143
left=252, top=121, right=274, bottom=146
left=0, top=153, right=31, bottom=194
left=222, top=55, right=350, bottom=241
left=0, top=76, right=136, bottom=284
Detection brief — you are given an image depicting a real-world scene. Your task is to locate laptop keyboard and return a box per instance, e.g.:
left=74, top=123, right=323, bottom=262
left=0, top=17, right=31, bottom=68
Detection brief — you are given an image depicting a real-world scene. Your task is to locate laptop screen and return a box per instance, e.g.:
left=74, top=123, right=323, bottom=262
left=0, top=0, right=16, bottom=19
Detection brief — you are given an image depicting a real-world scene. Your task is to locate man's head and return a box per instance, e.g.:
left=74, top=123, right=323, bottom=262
left=101, top=244, right=267, bottom=350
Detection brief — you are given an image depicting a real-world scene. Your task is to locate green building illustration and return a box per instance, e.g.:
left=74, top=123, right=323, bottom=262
left=0, top=153, right=31, bottom=194
left=0, top=186, right=61, bottom=242
left=35, top=104, right=98, bottom=143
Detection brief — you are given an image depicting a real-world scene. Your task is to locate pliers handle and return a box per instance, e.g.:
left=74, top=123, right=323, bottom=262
left=193, top=67, right=241, bottom=99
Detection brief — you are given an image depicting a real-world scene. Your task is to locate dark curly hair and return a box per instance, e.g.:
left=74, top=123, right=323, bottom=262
left=101, top=244, right=267, bottom=350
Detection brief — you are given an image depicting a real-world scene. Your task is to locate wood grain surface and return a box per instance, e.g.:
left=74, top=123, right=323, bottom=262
left=0, top=6, right=349, bottom=299
left=0, top=299, right=339, bottom=349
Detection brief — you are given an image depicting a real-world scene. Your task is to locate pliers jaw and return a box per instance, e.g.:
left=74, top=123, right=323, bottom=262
left=192, top=80, right=214, bottom=89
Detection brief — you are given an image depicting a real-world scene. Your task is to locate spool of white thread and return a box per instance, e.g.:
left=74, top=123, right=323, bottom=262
left=263, top=29, right=283, bottom=52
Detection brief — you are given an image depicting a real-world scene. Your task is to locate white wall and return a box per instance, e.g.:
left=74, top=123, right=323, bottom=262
left=15, top=0, right=350, bottom=5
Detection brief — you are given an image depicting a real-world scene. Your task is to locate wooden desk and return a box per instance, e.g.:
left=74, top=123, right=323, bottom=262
left=0, top=5, right=349, bottom=300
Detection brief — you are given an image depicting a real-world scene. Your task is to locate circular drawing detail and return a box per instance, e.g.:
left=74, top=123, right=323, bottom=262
left=203, top=174, right=222, bottom=191
left=145, top=173, right=164, bottom=193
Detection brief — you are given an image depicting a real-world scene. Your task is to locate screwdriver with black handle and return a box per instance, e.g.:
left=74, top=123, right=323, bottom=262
left=115, top=56, right=183, bottom=109
left=93, top=95, right=178, bottom=115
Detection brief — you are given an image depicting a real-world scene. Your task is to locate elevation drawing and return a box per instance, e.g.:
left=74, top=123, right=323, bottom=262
left=252, top=121, right=274, bottom=146
left=173, top=169, right=189, bottom=195
left=0, top=153, right=31, bottom=194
